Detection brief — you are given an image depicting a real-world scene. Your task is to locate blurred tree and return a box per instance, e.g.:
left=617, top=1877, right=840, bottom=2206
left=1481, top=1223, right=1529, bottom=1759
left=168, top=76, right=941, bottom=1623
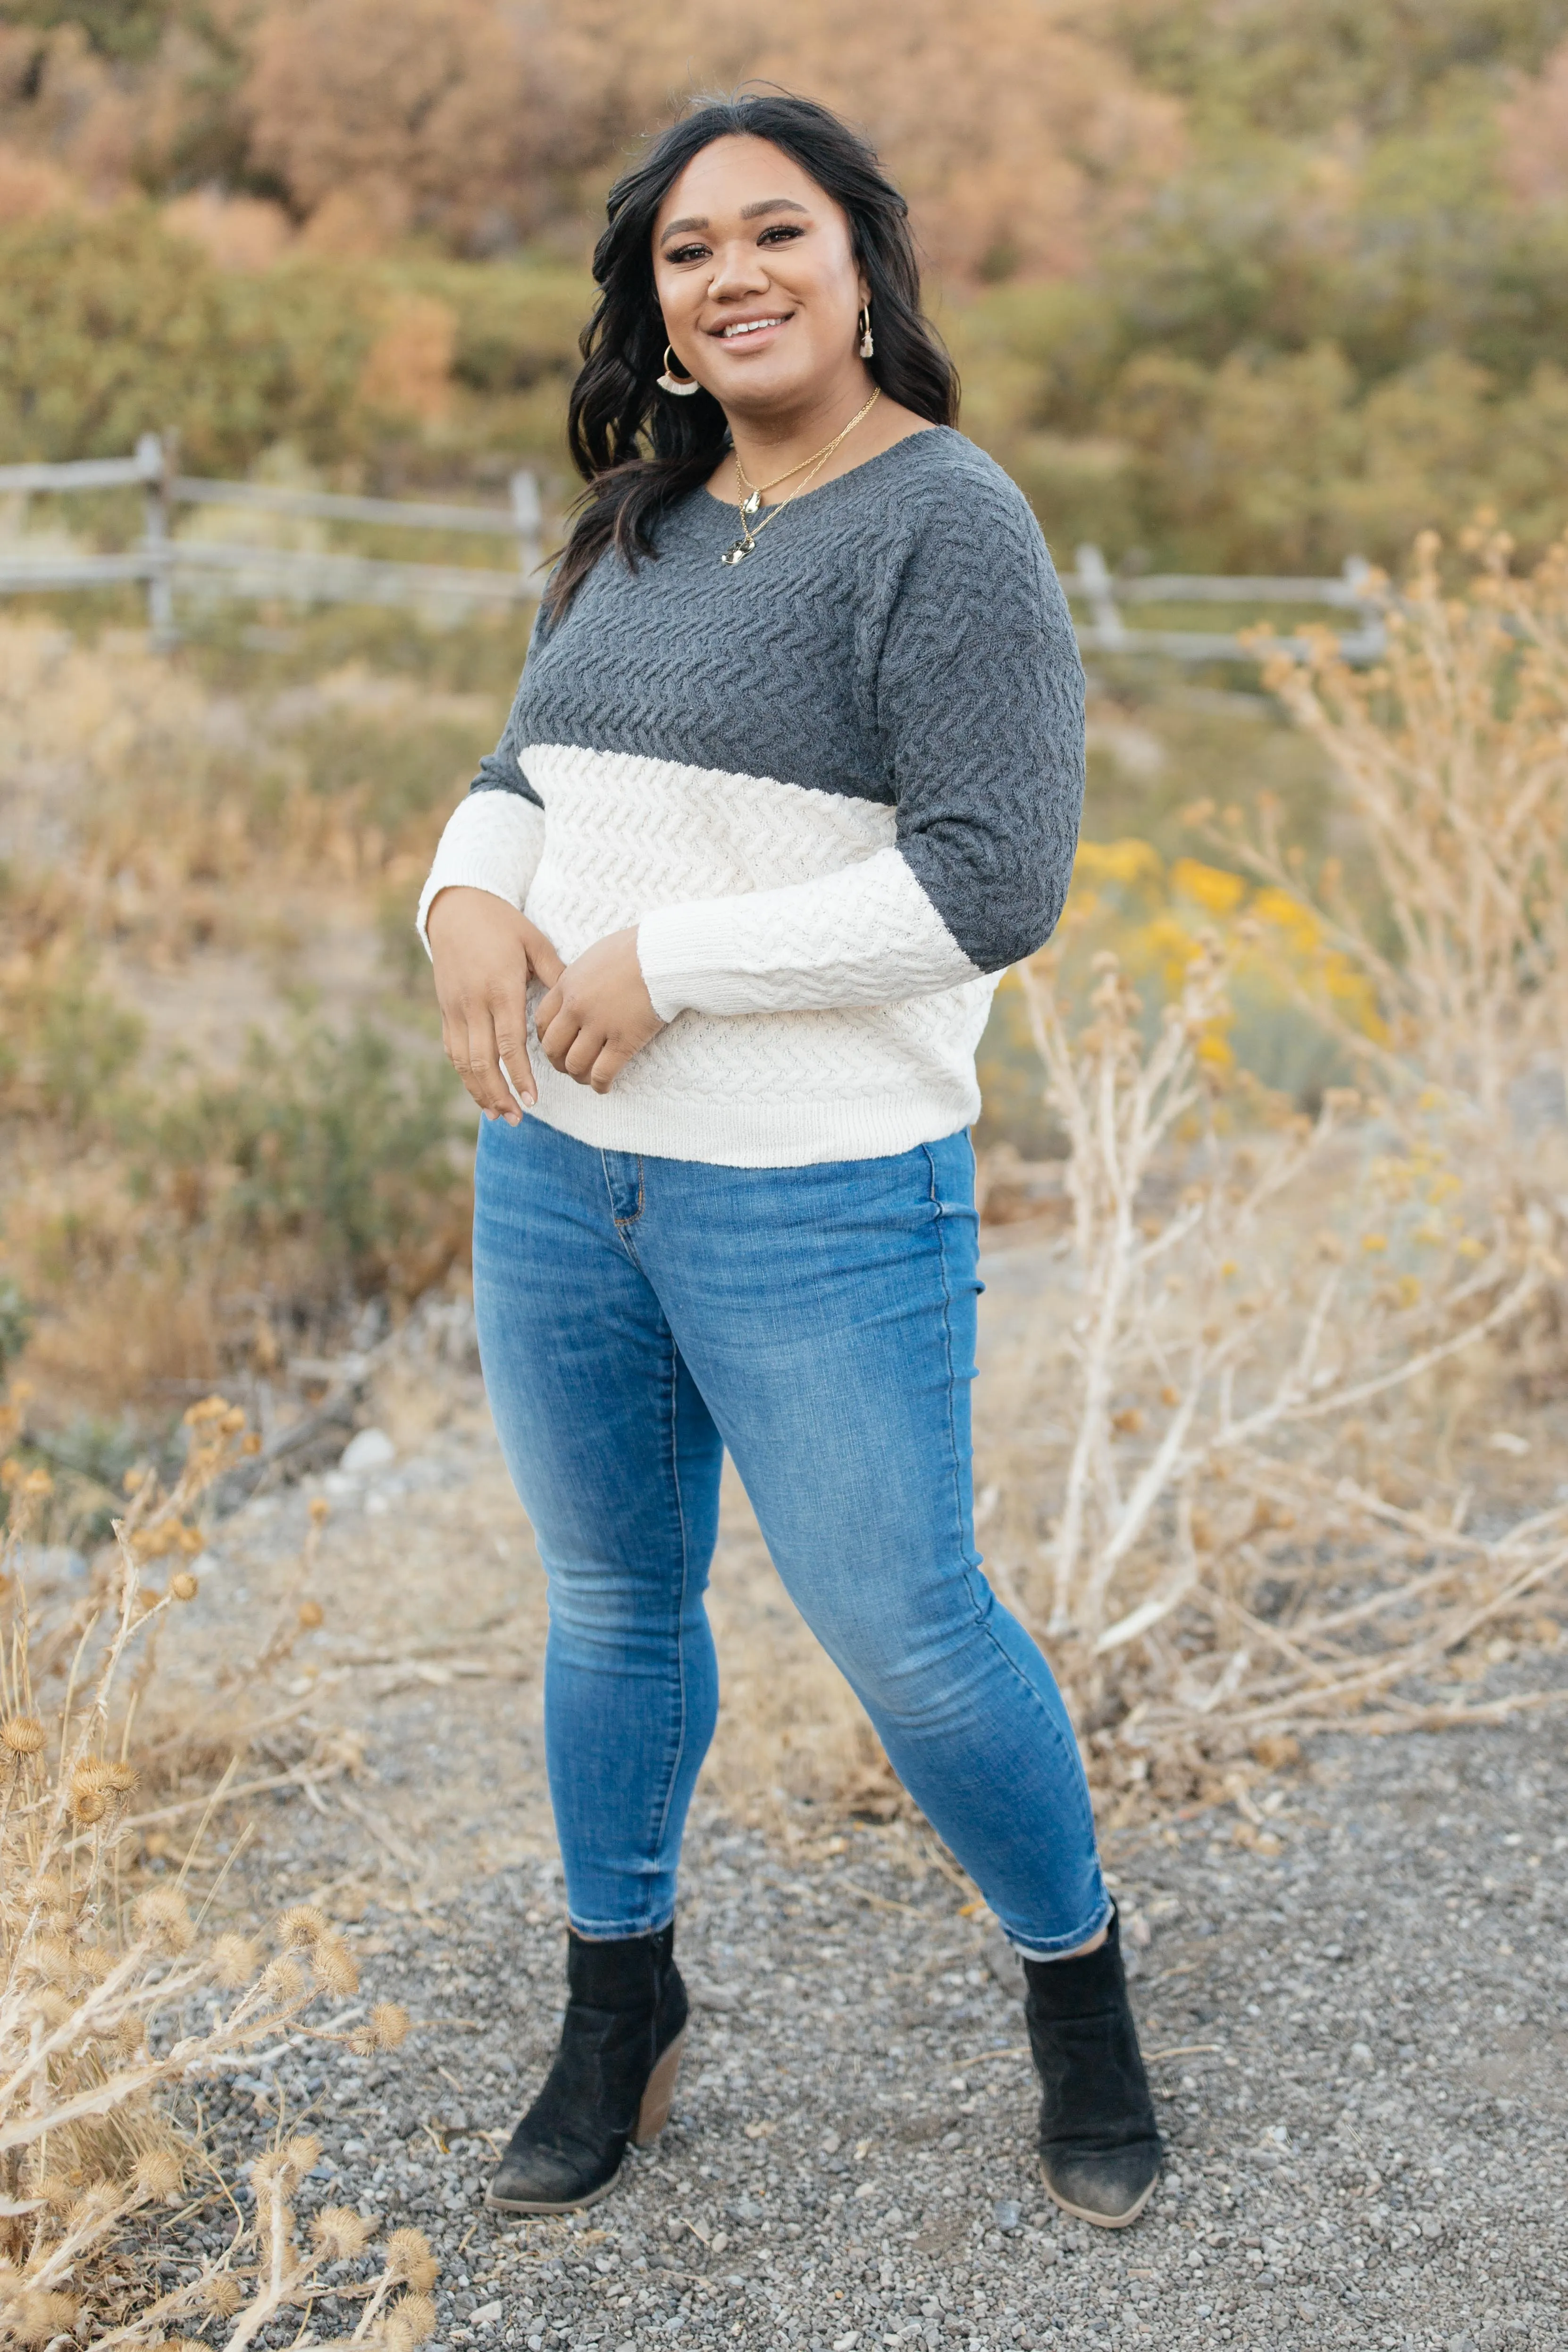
left=536, top=0, right=1184, bottom=284
left=1499, top=33, right=1568, bottom=200
left=0, top=205, right=373, bottom=466
left=246, top=0, right=540, bottom=247
left=1111, top=0, right=1568, bottom=135
left=3, top=2, right=177, bottom=64
left=0, top=0, right=1565, bottom=574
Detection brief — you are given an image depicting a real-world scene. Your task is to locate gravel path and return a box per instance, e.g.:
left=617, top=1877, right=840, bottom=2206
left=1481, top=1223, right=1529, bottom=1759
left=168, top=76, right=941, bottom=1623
left=147, top=1261, right=1568, bottom=2351
left=189, top=1710, right=1566, bottom=2352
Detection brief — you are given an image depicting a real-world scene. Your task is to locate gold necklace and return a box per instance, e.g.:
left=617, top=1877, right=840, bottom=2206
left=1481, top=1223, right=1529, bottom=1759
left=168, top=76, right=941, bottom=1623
left=720, top=387, right=881, bottom=568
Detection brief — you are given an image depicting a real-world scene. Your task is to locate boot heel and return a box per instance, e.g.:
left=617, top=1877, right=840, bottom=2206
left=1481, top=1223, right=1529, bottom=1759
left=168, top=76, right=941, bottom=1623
left=633, top=2027, right=686, bottom=2146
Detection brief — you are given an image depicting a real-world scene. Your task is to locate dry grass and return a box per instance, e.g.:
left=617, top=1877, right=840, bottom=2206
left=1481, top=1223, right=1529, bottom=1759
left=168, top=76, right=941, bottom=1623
left=1230, top=521, right=1568, bottom=1126
left=4, top=522, right=1568, bottom=2268
left=964, top=527, right=1568, bottom=1808
left=0, top=618, right=493, bottom=1425
left=0, top=1396, right=435, bottom=2347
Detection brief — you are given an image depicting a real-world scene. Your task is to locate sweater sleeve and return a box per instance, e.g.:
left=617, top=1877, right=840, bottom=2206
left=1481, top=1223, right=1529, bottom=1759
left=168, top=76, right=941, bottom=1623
left=635, top=461, right=1085, bottom=1021
left=414, top=690, right=547, bottom=958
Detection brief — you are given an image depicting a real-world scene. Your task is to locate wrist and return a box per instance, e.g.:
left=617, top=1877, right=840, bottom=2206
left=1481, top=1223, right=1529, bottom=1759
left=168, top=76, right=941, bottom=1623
left=428, top=882, right=507, bottom=938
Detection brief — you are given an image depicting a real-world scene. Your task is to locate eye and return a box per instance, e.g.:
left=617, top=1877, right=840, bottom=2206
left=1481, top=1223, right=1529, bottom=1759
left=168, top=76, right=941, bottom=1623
left=665, top=241, right=710, bottom=266
left=758, top=224, right=805, bottom=246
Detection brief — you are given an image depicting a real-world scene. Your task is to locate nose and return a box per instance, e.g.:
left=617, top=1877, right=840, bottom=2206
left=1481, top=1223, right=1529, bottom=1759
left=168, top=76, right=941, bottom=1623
left=706, top=236, right=771, bottom=304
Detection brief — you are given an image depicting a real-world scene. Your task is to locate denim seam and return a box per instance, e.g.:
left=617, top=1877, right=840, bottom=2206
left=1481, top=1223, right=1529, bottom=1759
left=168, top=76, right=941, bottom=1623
left=922, top=1143, right=972, bottom=1569
left=645, top=1324, right=692, bottom=1924
left=598, top=1148, right=646, bottom=1259
left=924, top=1141, right=1105, bottom=1942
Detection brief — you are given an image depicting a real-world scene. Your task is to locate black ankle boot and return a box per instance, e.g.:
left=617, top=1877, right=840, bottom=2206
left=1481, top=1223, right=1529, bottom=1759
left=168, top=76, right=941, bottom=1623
left=1023, top=1906, right=1162, bottom=2228
left=486, top=1921, right=688, bottom=2213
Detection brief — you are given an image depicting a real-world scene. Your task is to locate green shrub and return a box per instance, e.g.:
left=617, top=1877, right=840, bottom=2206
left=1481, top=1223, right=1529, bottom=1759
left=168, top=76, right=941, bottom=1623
left=0, top=1278, right=33, bottom=1377
left=0, top=207, right=374, bottom=471
left=140, top=1015, right=470, bottom=1299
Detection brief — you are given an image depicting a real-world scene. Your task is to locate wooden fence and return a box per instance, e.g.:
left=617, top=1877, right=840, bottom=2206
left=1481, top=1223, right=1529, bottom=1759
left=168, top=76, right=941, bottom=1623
left=0, top=434, right=544, bottom=641
left=0, top=435, right=1385, bottom=662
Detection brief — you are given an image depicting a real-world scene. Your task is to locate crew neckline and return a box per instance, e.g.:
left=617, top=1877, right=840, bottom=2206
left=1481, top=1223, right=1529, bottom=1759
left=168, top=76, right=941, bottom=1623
left=698, top=421, right=951, bottom=517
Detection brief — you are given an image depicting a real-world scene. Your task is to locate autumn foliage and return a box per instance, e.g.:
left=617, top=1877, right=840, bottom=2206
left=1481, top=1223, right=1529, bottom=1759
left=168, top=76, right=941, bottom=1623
left=4, top=8, right=1568, bottom=570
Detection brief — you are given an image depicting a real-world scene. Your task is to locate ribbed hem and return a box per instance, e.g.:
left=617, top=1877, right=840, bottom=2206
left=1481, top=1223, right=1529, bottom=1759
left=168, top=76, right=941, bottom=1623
left=523, top=1054, right=981, bottom=1169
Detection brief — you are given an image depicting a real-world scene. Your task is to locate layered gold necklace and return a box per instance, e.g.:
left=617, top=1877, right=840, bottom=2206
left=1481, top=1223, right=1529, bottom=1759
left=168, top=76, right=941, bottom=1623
left=719, top=387, right=881, bottom=568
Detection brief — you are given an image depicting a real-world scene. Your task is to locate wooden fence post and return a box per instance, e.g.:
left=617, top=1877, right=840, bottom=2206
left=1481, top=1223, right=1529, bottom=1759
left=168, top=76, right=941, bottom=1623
left=1075, top=543, right=1128, bottom=652
left=138, top=430, right=177, bottom=646
left=510, top=469, right=541, bottom=588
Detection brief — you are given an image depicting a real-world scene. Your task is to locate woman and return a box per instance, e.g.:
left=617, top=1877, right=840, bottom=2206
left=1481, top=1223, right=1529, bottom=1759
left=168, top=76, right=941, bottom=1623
left=419, top=93, right=1160, bottom=2231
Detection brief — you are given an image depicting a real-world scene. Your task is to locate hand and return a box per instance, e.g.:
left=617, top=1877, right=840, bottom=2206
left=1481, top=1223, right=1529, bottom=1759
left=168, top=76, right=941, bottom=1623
left=427, top=887, right=565, bottom=1124
left=535, top=926, right=667, bottom=1093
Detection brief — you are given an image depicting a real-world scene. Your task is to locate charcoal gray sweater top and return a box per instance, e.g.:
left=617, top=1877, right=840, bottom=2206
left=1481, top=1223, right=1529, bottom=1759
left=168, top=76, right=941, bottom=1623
left=418, top=426, right=1085, bottom=1166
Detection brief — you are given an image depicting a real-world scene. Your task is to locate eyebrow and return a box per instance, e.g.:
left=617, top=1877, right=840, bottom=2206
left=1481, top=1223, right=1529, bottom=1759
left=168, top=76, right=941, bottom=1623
left=659, top=197, right=811, bottom=242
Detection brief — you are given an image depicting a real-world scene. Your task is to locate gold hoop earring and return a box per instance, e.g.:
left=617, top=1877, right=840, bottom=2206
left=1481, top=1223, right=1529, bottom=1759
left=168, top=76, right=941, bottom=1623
left=858, top=303, right=874, bottom=359
left=657, top=344, right=700, bottom=396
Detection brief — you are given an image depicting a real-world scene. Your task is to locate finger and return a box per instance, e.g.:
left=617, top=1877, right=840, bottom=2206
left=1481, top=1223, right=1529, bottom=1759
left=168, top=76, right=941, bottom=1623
left=459, top=1005, right=522, bottom=1124
left=563, top=1022, right=608, bottom=1084
left=442, top=1005, right=494, bottom=1111
left=496, top=1053, right=533, bottom=1113
left=520, top=918, right=566, bottom=989
left=588, top=1042, right=632, bottom=1094
left=535, top=980, right=562, bottom=1036
left=492, top=1000, right=537, bottom=1109
left=537, top=1003, right=581, bottom=1074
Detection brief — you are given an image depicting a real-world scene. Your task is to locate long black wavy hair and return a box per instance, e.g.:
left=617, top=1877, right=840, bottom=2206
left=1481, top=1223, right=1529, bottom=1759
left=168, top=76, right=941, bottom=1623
left=544, top=92, right=959, bottom=618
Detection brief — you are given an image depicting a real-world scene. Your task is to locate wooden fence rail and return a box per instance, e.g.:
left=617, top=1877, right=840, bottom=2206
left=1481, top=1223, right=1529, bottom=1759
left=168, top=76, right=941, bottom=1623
left=0, top=432, right=545, bottom=639
left=0, top=436, right=1384, bottom=662
left=1062, top=541, right=1385, bottom=663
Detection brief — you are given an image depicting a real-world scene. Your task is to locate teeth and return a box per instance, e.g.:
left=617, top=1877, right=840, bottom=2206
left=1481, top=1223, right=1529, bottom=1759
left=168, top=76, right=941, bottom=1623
left=721, top=318, right=784, bottom=338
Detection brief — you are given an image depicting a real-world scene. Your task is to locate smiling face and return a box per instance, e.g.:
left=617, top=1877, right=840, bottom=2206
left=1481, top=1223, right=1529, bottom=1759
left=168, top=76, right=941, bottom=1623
left=651, top=134, right=869, bottom=421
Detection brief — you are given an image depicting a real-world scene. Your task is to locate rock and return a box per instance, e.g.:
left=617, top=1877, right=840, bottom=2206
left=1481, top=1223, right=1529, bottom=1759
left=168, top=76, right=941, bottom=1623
left=984, top=1933, right=1025, bottom=1997
left=689, top=1976, right=743, bottom=2013
left=340, top=1426, right=397, bottom=1474
left=992, top=2198, right=1022, bottom=2232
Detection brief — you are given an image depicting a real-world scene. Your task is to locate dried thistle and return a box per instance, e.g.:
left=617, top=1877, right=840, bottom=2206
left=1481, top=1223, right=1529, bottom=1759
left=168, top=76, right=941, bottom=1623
left=310, top=2203, right=376, bottom=2258
left=386, top=2227, right=438, bottom=2292
left=132, top=1887, right=194, bottom=1954
left=311, top=1934, right=361, bottom=1997
left=211, top=1931, right=260, bottom=1989
left=387, top=2289, right=438, bottom=2347
left=0, top=1449, right=425, bottom=2346
left=131, top=2148, right=183, bottom=2202
left=277, top=1903, right=330, bottom=1949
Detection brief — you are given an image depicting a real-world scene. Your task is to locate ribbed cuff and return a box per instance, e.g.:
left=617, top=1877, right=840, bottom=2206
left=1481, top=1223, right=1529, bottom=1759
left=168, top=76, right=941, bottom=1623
left=635, top=898, right=757, bottom=1021
left=416, top=791, right=546, bottom=959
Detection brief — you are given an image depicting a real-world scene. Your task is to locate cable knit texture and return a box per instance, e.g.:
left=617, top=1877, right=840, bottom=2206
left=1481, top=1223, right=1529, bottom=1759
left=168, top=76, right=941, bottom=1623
left=418, top=427, right=1084, bottom=1167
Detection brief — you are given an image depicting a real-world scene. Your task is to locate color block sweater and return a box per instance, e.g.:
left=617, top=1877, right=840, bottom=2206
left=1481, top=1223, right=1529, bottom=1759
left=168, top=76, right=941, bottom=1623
left=417, top=427, right=1085, bottom=1167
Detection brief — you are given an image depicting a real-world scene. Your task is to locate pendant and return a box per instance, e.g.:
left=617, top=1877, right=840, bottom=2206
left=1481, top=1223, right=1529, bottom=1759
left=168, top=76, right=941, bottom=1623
left=740, top=488, right=762, bottom=519
left=720, top=538, right=753, bottom=566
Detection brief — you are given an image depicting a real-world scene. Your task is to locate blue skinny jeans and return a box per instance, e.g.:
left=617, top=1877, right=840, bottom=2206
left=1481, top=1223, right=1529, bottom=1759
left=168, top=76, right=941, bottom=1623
left=472, top=1114, right=1109, bottom=1955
